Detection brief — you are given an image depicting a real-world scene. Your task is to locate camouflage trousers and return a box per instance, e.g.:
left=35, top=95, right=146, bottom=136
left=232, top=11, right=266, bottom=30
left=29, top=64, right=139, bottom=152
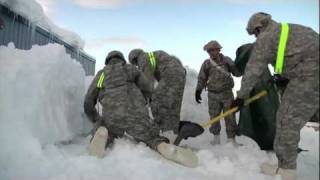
left=208, top=90, right=238, bottom=138
left=151, top=66, right=186, bottom=134
left=101, top=111, right=168, bottom=150
left=274, top=74, right=319, bottom=169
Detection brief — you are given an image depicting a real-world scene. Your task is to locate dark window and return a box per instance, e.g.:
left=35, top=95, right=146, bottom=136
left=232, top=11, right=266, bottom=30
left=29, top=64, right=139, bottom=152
left=0, top=16, right=4, bottom=29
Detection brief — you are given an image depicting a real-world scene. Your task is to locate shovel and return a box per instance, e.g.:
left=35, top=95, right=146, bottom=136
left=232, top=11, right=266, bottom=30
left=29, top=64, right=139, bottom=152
left=173, top=90, right=268, bottom=145
left=173, top=121, right=204, bottom=145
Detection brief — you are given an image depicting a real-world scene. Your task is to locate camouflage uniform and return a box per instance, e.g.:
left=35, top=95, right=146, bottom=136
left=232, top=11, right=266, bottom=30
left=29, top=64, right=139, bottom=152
left=237, top=13, right=319, bottom=169
left=196, top=41, right=240, bottom=138
left=129, top=49, right=186, bottom=134
left=84, top=51, right=168, bottom=150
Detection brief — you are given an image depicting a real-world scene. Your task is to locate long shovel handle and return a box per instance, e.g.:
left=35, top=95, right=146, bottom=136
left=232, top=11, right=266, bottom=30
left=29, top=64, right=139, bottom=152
left=201, top=90, right=268, bottom=128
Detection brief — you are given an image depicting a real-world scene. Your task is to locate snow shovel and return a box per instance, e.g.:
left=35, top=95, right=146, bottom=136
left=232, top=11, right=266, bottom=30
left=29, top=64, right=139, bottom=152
left=173, top=90, right=268, bottom=145
left=173, top=121, right=204, bottom=145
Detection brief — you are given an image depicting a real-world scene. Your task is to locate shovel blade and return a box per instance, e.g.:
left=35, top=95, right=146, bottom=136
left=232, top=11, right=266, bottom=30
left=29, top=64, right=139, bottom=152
left=173, top=121, right=204, bottom=145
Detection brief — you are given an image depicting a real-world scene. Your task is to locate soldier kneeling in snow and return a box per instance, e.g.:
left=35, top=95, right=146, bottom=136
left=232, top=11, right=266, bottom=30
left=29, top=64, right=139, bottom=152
left=84, top=51, right=198, bottom=167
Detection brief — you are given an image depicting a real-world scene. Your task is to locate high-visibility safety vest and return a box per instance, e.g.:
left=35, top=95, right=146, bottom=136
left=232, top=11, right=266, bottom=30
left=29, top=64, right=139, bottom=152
left=97, top=72, right=105, bottom=88
left=148, top=52, right=157, bottom=73
left=275, top=23, right=290, bottom=75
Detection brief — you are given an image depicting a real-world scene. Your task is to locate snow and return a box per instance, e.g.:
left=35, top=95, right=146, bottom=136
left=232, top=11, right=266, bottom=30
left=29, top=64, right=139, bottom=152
left=0, top=0, right=85, bottom=48
left=0, top=44, right=319, bottom=180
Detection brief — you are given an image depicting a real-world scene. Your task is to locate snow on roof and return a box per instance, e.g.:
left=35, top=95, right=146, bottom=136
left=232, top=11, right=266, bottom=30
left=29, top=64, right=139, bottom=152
left=0, top=0, right=85, bottom=49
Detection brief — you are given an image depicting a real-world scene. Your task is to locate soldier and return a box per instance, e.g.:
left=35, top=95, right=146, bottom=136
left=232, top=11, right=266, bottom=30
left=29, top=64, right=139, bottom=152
left=195, top=40, right=240, bottom=145
left=231, top=12, right=319, bottom=180
left=128, top=49, right=186, bottom=138
left=84, top=51, right=197, bottom=167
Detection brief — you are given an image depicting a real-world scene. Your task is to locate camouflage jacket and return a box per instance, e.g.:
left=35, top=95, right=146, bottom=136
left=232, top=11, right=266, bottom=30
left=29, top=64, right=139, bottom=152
left=136, top=50, right=184, bottom=82
left=196, top=54, right=240, bottom=93
left=237, top=21, right=319, bottom=98
left=84, top=61, right=153, bottom=123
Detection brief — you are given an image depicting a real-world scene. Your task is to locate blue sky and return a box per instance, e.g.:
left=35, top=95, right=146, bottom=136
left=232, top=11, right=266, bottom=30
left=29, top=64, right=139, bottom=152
left=38, top=0, right=319, bottom=73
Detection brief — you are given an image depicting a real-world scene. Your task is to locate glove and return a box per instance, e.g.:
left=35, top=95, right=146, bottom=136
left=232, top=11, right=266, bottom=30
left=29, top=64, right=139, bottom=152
left=230, top=98, right=244, bottom=110
left=273, top=74, right=289, bottom=88
left=195, top=90, right=202, bottom=104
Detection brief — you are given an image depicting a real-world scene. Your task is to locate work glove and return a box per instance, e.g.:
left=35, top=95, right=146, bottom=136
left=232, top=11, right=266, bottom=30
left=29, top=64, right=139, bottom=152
left=195, top=90, right=202, bottom=104
left=273, top=74, right=290, bottom=88
left=230, top=98, right=244, bottom=110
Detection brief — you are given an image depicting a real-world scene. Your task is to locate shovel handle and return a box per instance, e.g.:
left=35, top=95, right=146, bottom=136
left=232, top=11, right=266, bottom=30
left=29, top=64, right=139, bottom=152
left=201, top=90, right=268, bottom=128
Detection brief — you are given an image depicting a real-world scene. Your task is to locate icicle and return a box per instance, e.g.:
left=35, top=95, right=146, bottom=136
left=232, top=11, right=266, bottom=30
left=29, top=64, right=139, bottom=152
left=12, top=13, right=17, bottom=26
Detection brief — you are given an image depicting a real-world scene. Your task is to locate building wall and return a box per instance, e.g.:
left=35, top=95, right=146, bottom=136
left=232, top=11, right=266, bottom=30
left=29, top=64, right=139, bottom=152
left=0, top=5, right=95, bottom=75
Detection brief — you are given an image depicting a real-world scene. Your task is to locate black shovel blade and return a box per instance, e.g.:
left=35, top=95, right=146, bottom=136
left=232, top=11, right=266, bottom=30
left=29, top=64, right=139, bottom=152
left=173, top=121, right=204, bottom=145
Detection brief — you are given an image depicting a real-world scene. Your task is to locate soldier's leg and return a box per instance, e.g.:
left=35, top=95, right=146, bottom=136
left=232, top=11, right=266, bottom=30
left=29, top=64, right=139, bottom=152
left=103, top=124, right=125, bottom=149
left=170, top=72, right=186, bottom=134
left=274, top=77, right=319, bottom=169
left=126, top=116, right=169, bottom=150
left=151, top=78, right=184, bottom=133
left=208, top=92, right=223, bottom=135
left=126, top=116, right=198, bottom=167
left=150, top=79, right=172, bottom=132
left=223, top=96, right=238, bottom=139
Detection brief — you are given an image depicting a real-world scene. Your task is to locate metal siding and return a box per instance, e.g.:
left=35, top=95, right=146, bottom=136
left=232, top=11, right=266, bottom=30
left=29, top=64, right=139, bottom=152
left=0, top=5, right=95, bottom=75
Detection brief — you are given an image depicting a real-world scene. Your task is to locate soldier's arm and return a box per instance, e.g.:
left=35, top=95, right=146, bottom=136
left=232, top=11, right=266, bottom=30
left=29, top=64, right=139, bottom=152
left=134, top=67, right=154, bottom=100
left=224, top=56, right=241, bottom=77
left=137, top=55, right=148, bottom=72
left=196, top=61, right=209, bottom=91
left=237, top=35, right=275, bottom=98
left=84, top=70, right=103, bottom=123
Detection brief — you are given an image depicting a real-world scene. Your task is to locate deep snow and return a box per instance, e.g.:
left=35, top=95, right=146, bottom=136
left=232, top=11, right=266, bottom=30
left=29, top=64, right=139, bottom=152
left=0, top=43, right=319, bottom=180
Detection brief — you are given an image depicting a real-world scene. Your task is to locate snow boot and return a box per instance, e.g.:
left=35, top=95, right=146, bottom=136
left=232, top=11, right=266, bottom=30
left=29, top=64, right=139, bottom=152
left=278, top=168, right=297, bottom=180
left=157, top=142, right=199, bottom=168
left=260, top=162, right=297, bottom=180
left=88, top=126, right=108, bottom=158
left=261, top=162, right=278, bottom=176
left=210, top=135, right=221, bottom=145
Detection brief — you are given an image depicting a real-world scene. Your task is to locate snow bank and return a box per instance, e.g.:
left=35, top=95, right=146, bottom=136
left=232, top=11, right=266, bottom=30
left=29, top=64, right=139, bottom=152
left=0, top=0, right=85, bottom=48
left=0, top=43, right=87, bottom=144
left=0, top=43, right=89, bottom=179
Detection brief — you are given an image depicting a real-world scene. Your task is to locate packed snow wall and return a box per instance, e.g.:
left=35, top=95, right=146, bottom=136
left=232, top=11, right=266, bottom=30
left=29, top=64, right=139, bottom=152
left=0, top=43, right=90, bottom=146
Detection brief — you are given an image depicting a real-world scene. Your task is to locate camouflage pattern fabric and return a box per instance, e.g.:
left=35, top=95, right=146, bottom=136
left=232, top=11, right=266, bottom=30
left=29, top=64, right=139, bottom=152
left=84, top=51, right=168, bottom=150
left=130, top=50, right=186, bottom=134
left=238, top=14, right=319, bottom=169
left=196, top=53, right=239, bottom=138
left=208, top=90, right=238, bottom=138
left=274, top=75, right=319, bottom=169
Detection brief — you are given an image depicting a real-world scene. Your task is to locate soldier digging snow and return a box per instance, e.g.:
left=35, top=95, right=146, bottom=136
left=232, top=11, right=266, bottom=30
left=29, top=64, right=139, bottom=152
left=195, top=40, right=240, bottom=146
left=84, top=51, right=198, bottom=167
left=230, top=12, right=319, bottom=180
left=128, top=49, right=186, bottom=141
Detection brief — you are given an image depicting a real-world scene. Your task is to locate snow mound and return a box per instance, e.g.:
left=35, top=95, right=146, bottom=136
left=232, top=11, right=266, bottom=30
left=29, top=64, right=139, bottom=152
left=0, top=43, right=87, bottom=144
